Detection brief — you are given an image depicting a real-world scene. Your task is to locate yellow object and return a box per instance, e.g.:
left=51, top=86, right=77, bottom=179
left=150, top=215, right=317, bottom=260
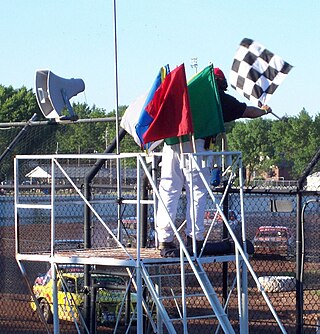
left=30, top=271, right=136, bottom=324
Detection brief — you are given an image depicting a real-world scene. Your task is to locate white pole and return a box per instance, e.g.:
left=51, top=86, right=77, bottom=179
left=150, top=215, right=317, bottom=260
left=113, top=0, right=120, bottom=154
left=113, top=0, right=123, bottom=243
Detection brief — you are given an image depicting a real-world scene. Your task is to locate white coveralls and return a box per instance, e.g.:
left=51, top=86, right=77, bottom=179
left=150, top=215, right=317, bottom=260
left=156, top=139, right=211, bottom=243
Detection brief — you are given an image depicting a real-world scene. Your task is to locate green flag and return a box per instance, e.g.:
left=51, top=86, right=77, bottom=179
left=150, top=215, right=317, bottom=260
left=165, top=64, right=225, bottom=145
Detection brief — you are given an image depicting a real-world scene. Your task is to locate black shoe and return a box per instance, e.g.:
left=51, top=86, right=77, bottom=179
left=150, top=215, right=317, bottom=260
left=159, top=241, right=180, bottom=258
left=160, top=248, right=180, bottom=257
left=186, top=236, right=204, bottom=255
left=159, top=241, right=175, bottom=250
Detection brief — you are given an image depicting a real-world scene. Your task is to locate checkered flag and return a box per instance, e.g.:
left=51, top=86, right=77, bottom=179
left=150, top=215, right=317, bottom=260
left=230, top=38, right=293, bottom=107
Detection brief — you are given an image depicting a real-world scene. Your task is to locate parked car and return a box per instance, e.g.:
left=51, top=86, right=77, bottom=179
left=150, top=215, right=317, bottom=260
left=253, top=225, right=294, bottom=257
left=31, top=268, right=136, bottom=325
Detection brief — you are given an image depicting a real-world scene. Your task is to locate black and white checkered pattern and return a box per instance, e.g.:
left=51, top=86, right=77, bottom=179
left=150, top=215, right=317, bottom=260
left=230, top=38, right=293, bottom=107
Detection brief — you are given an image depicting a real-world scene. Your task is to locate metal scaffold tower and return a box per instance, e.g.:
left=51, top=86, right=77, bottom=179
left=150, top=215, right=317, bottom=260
left=14, top=151, right=287, bottom=333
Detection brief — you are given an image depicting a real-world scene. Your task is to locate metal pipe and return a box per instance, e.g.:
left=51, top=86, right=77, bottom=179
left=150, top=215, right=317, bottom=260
left=222, top=181, right=229, bottom=307
left=82, top=128, right=127, bottom=330
left=0, top=117, right=118, bottom=128
left=295, top=147, right=320, bottom=334
left=141, top=172, right=149, bottom=248
left=113, top=0, right=120, bottom=155
left=141, top=158, right=160, bottom=247
left=0, top=113, right=37, bottom=164
left=298, top=147, right=320, bottom=189
left=296, top=199, right=319, bottom=334
left=295, top=191, right=303, bottom=334
left=90, top=286, right=97, bottom=334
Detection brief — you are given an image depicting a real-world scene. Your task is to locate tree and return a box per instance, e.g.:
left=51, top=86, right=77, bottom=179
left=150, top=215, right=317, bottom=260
left=227, top=109, right=320, bottom=182
left=227, top=118, right=273, bottom=183
left=55, top=103, right=108, bottom=154
left=105, top=106, right=143, bottom=154
left=0, top=85, right=42, bottom=122
left=270, top=109, right=319, bottom=178
left=1, top=84, right=318, bottom=181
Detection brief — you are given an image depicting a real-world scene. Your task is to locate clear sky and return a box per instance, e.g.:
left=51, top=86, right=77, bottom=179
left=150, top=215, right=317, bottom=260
left=1, top=0, right=319, bottom=119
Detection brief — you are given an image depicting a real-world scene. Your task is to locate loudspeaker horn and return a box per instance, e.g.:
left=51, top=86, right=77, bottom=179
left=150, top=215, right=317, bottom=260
left=35, top=70, right=85, bottom=121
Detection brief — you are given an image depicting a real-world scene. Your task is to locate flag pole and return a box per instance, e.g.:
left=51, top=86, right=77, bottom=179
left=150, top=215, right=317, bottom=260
left=179, top=137, right=186, bottom=169
left=221, top=132, right=228, bottom=172
left=190, top=133, right=196, bottom=153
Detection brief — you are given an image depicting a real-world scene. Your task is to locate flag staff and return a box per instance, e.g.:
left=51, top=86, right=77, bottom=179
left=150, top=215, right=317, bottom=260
left=190, top=133, right=196, bottom=153
left=179, top=137, right=185, bottom=168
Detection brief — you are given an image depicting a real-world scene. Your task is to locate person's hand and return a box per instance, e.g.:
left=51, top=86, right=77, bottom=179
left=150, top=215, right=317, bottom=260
left=261, top=105, right=272, bottom=114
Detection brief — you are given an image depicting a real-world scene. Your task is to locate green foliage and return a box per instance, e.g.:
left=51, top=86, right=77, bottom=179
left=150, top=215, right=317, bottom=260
left=0, top=84, right=318, bottom=180
left=0, top=85, right=42, bottom=121
left=227, top=109, right=320, bottom=180
left=227, top=118, right=273, bottom=181
left=56, top=103, right=108, bottom=153
left=268, top=109, right=319, bottom=177
left=105, top=106, right=143, bottom=154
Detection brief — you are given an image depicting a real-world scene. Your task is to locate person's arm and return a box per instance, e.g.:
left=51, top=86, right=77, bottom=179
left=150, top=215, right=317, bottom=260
left=242, top=105, right=272, bottom=119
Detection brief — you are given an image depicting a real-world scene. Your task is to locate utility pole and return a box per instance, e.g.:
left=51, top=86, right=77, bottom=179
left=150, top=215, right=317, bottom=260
left=190, top=57, right=198, bottom=73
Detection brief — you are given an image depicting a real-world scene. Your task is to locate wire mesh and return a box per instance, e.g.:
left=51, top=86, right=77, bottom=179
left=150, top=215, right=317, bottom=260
left=0, top=119, right=319, bottom=333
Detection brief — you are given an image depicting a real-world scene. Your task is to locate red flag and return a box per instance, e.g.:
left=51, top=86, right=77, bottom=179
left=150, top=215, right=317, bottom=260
left=142, top=64, right=193, bottom=145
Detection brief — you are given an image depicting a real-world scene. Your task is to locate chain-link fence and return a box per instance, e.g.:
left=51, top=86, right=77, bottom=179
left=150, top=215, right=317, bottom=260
left=0, top=119, right=319, bottom=333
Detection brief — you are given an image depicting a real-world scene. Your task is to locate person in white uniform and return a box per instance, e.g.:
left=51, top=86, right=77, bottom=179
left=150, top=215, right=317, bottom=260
left=157, top=67, right=272, bottom=257
left=157, top=138, right=209, bottom=256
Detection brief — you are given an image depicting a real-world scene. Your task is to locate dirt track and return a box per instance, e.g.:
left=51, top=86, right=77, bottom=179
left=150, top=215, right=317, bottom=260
left=1, top=220, right=320, bottom=333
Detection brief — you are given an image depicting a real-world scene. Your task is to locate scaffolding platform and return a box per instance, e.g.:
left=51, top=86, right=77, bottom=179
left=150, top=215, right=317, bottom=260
left=17, top=247, right=238, bottom=266
left=14, top=152, right=288, bottom=334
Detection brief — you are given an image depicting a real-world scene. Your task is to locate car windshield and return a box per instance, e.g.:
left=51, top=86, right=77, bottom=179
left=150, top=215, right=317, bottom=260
left=259, top=230, right=287, bottom=238
left=60, top=275, right=125, bottom=293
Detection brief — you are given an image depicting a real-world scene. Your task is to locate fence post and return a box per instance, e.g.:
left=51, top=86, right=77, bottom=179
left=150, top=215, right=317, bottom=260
left=222, top=181, right=229, bottom=306
left=83, top=128, right=127, bottom=331
left=295, top=191, right=303, bottom=334
left=295, top=147, right=320, bottom=334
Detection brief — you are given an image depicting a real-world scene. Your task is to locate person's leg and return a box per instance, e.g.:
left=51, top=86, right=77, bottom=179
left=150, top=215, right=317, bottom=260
left=184, top=140, right=211, bottom=242
left=156, top=144, right=184, bottom=246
